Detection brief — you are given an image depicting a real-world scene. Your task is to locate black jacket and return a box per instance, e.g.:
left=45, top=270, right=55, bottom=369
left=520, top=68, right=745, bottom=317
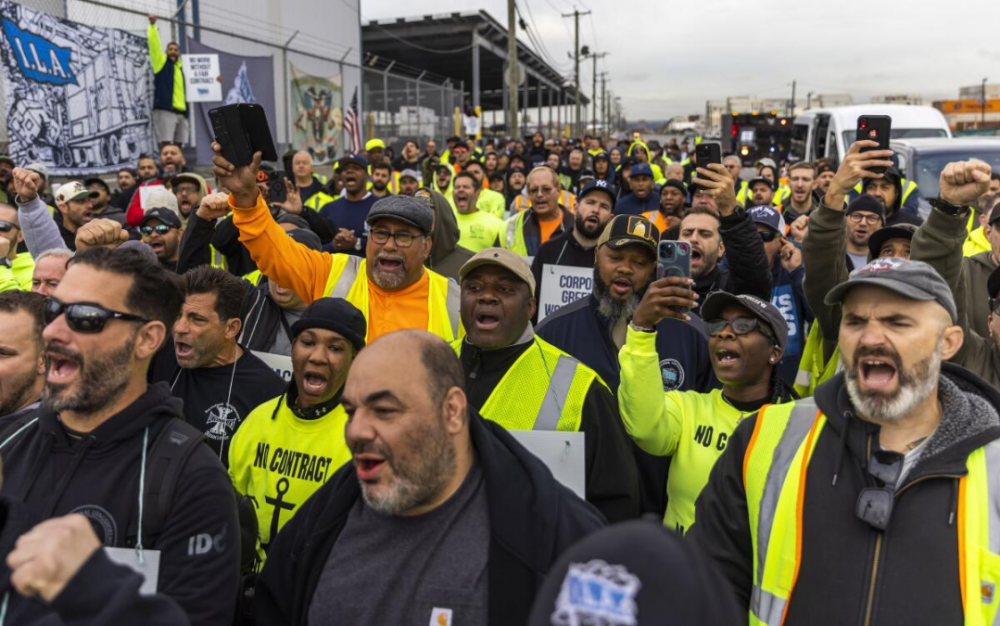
left=691, top=208, right=772, bottom=314
left=689, top=364, right=1000, bottom=625
left=530, top=229, right=596, bottom=305
left=457, top=335, right=640, bottom=523
left=0, top=383, right=240, bottom=626
left=253, top=412, right=606, bottom=626
left=236, top=277, right=297, bottom=353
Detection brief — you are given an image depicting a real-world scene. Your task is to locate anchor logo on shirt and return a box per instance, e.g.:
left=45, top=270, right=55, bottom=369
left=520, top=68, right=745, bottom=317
left=261, top=477, right=296, bottom=553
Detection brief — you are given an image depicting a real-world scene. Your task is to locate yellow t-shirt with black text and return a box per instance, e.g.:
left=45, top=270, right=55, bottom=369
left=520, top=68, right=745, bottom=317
left=228, top=395, right=352, bottom=563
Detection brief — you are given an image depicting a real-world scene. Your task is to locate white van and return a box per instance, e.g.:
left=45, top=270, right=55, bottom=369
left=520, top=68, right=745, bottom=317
left=791, top=105, right=951, bottom=164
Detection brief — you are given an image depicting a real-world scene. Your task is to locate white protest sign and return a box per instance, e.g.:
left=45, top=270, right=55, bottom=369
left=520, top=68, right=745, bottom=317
left=508, top=431, right=585, bottom=498
left=538, top=264, right=593, bottom=321
left=105, top=547, right=160, bottom=595
left=138, top=183, right=164, bottom=210
left=181, top=53, right=221, bottom=102
left=252, top=351, right=293, bottom=382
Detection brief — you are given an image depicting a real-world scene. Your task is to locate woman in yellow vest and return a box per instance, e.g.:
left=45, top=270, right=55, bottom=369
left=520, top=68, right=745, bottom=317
left=229, top=297, right=364, bottom=564
left=619, top=289, right=796, bottom=533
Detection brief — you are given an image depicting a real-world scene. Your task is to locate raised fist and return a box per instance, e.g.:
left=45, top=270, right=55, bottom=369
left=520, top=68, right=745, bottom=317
left=196, top=192, right=232, bottom=221
left=75, top=219, right=129, bottom=252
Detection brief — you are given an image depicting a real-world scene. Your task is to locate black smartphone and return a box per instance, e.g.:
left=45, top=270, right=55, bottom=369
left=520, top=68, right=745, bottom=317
left=209, top=103, right=278, bottom=167
left=856, top=115, right=892, bottom=175
left=696, top=143, right=722, bottom=167
left=269, top=171, right=287, bottom=204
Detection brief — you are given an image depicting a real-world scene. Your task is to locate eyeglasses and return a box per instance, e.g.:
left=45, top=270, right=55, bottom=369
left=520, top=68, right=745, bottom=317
left=707, top=316, right=777, bottom=345
left=0, top=220, right=16, bottom=233
left=847, top=212, right=882, bottom=226
left=528, top=186, right=556, bottom=196
left=140, top=224, right=176, bottom=237
left=44, top=297, right=150, bottom=333
left=758, top=230, right=780, bottom=243
left=369, top=228, right=423, bottom=248
left=856, top=450, right=904, bottom=531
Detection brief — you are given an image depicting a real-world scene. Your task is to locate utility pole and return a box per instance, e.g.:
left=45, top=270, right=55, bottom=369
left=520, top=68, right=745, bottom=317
left=788, top=80, right=796, bottom=117
left=507, top=0, right=518, bottom=139
left=806, top=91, right=813, bottom=110
left=562, top=9, right=590, bottom=138
left=600, top=72, right=608, bottom=138
left=585, top=52, right=608, bottom=134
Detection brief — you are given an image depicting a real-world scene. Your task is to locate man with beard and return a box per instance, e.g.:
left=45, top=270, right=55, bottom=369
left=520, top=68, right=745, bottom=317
left=214, top=146, right=462, bottom=343
left=0, top=291, right=45, bottom=422
left=689, top=257, right=1000, bottom=626
left=0, top=247, right=240, bottom=626
left=109, top=168, right=137, bottom=211
left=781, top=162, right=820, bottom=223
left=504, top=167, right=574, bottom=257
left=454, top=249, right=639, bottom=522
left=159, top=142, right=187, bottom=175
left=319, top=154, right=377, bottom=256
left=53, top=181, right=97, bottom=250
left=462, top=160, right=506, bottom=219
left=615, top=164, right=659, bottom=216
left=83, top=177, right=127, bottom=226
left=169, top=172, right=208, bottom=220
left=644, top=179, right=686, bottom=233
left=369, top=163, right=392, bottom=199
left=748, top=176, right=776, bottom=207
left=229, top=297, right=365, bottom=563
left=0, top=155, right=14, bottom=203
left=125, top=155, right=166, bottom=227
left=139, top=204, right=184, bottom=271
left=149, top=266, right=284, bottom=461
left=252, top=330, right=604, bottom=625
left=452, top=171, right=504, bottom=253
left=530, top=180, right=615, bottom=303
left=537, top=215, right=714, bottom=516
left=397, top=169, right=420, bottom=197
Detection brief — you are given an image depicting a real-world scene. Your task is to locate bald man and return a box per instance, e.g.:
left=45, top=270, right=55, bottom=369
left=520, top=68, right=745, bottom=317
left=292, top=151, right=326, bottom=205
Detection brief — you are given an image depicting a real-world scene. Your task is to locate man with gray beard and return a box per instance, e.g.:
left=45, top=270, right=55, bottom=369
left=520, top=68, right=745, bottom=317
left=0, top=247, right=240, bottom=626
left=253, top=330, right=604, bottom=626
left=690, top=255, right=1000, bottom=625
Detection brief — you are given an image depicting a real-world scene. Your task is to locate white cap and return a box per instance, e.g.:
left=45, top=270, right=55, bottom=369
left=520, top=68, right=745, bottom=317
left=54, top=181, right=96, bottom=205
left=144, top=187, right=180, bottom=216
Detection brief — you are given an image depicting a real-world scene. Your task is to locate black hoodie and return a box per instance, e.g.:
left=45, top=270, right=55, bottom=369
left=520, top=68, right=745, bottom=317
left=252, top=411, right=606, bottom=626
left=689, top=364, right=1000, bottom=625
left=0, top=382, right=240, bottom=626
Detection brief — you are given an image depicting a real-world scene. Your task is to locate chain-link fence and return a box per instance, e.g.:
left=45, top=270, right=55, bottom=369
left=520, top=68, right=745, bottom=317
left=362, top=67, right=463, bottom=147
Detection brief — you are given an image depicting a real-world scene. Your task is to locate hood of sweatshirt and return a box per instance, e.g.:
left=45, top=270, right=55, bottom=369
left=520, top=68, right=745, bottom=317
left=428, top=188, right=460, bottom=262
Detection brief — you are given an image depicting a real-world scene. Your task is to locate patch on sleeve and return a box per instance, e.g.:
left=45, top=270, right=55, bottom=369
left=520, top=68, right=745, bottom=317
left=658, top=358, right=685, bottom=391
left=551, top=559, right=641, bottom=626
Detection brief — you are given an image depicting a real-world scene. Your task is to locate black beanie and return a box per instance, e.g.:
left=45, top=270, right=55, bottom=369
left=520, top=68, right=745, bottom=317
left=661, top=179, right=687, bottom=195
left=289, top=297, right=367, bottom=351
left=527, top=519, right=742, bottom=626
left=846, top=194, right=886, bottom=221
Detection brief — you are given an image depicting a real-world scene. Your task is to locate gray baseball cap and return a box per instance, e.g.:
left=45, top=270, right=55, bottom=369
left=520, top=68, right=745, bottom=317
left=824, top=257, right=957, bottom=323
left=701, top=291, right=789, bottom=352
left=399, top=169, right=420, bottom=182
left=365, top=195, right=434, bottom=234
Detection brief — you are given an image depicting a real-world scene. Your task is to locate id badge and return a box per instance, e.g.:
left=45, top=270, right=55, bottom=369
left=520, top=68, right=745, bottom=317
left=104, top=547, right=161, bottom=595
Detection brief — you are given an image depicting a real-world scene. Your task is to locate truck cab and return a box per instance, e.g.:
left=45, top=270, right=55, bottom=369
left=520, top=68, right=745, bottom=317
left=792, top=105, right=952, bottom=165
left=890, top=137, right=1000, bottom=218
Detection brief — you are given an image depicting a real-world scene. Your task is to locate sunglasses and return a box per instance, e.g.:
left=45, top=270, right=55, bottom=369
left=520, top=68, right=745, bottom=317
left=758, top=230, right=780, bottom=243
left=141, top=224, right=176, bottom=237
left=856, top=450, right=904, bottom=531
left=44, top=297, right=150, bottom=333
left=707, top=316, right=777, bottom=345
left=0, top=220, right=16, bottom=233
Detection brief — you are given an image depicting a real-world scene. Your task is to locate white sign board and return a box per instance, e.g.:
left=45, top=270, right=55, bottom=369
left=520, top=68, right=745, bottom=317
left=138, top=183, right=165, bottom=211
left=538, top=264, right=593, bottom=321
left=252, top=351, right=293, bottom=382
left=509, top=431, right=585, bottom=498
left=182, top=53, right=222, bottom=102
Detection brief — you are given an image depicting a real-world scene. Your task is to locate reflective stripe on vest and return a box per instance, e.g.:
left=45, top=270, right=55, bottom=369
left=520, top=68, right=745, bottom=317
left=506, top=211, right=527, bottom=255
left=901, top=180, right=917, bottom=205
left=453, top=337, right=593, bottom=432
left=323, top=255, right=460, bottom=342
left=746, top=402, right=1000, bottom=625
left=210, top=244, right=227, bottom=270
left=744, top=399, right=826, bottom=625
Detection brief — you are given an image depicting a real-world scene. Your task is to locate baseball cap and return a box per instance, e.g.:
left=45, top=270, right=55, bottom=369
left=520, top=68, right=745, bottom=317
left=597, top=215, right=660, bottom=255
left=748, top=176, right=776, bottom=192
left=0, top=156, right=14, bottom=168
left=365, top=138, right=386, bottom=152
left=578, top=179, right=616, bottom=211
left=365, top=195, right=434, bottom=234
left=845, top=194, right=886, bottom=221
left=338, top=153, right=368, bottom=170
left=144, top=187, right=180, bottom=214
left=526, top=519, right=742, bottom=626
left=701, top=291, right=789, bottom=351
left=83, top=177, right=110, bottom=193
left=24, top=162, right=49, bottom=180
left=815, top=160, right=835, bottom=176
left=578, top=168, right=596, bottom=182
left=171, top=172, right=207, bottom=193
left=140, top=207, right=183, bottom=229
left=756, top=157, right=777, bottom=170
left=276, top=213, right=310, bottom=231
left=399, top=169, right=420, bottom=182
left=593, top=151, right=610, bottom=162
left=54, top=181, right=98, bottom=204
left=748, top=205, right=786, bottom=234
left=824, top=257, right=958, bottom=323
left=290, top=297, right=367, bottom=351
left=630, top=163, right=654, bottom=179
left=867, top=224, right=916, bottom=259
left=452, top=140, right=470, bottom=152
left=459, top=247, right=536, bottom=293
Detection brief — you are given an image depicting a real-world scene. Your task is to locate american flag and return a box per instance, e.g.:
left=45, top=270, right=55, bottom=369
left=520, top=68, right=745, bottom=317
left=344, top=87, right=362, bottom=154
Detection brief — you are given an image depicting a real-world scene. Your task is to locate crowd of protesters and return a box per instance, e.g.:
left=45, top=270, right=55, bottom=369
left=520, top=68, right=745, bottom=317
left=4, top=60, right=1000, bottom=624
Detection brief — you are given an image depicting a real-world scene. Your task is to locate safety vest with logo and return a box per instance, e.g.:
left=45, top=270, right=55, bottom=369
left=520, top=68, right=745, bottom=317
left=322, top=255, right=461, bottom=343
left=743, top=398, right=1000, bottom=626
left=512, top=191, right=577, bottom=213
left=450, top=336, right=599, bottom=432
left=304, top=191, right=336, bottom=212
left=792, top=323, right=840, bottom=398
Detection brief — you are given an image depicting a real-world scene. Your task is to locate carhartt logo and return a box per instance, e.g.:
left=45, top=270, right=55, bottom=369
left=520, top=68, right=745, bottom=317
left=983, top=582, right=995, bottom=604
left=429, top=608, right=452, bottom=626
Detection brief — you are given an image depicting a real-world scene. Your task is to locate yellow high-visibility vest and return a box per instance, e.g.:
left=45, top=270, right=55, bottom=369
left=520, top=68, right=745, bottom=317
left=451, top=336, right=599, bottom=432
left=743, top=399, right=1000, bottom=626
left=322, top=255, right=460, bottom=343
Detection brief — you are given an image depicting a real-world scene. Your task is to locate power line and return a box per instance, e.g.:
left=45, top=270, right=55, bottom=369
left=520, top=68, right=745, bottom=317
left=516, top=1, right=570, bottom=71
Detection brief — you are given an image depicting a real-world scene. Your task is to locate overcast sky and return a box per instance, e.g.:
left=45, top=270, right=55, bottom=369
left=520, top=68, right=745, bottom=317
left=362, top=0, right=1000, bottom=120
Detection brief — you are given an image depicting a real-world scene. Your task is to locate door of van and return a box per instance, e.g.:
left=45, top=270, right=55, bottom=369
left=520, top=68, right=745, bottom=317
left=813, top=114, right=830, bottom=162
